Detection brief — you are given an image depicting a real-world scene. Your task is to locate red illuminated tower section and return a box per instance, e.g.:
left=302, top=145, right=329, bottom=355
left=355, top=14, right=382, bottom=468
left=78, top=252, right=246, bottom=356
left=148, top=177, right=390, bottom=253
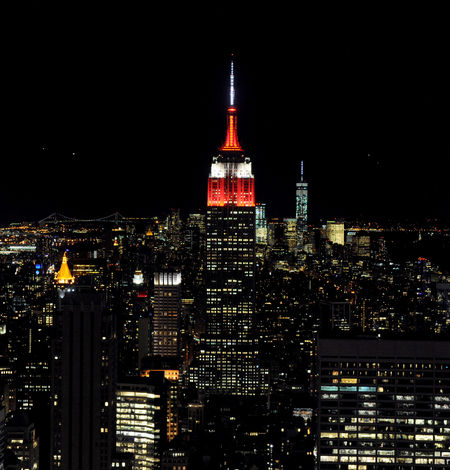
left=207, top=105, right=255, bottom=207
left=193, top=60, right=263, bottom=396
left=220, top=106, right=242, bottom=151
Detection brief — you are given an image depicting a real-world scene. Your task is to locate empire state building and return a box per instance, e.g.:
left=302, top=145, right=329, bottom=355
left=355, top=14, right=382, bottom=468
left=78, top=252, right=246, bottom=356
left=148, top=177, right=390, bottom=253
left=194, top=61, right=263, bottom=395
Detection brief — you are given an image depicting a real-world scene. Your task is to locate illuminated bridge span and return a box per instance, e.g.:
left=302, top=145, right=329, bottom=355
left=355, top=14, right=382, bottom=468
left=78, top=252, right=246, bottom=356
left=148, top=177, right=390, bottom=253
left=38, top=212, right=148, bottom=225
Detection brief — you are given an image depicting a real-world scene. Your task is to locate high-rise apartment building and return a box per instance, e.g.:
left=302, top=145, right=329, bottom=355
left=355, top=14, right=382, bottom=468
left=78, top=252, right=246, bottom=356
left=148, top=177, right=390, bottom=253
left=152, top=273, right=181, bottom=358
left=140, top=358, right=180, bottom=442
left=194, top=61, right=262, bottom=395
left=51, top=288, right=116, bottom=470
left=317, top=338, right=450, bottom=469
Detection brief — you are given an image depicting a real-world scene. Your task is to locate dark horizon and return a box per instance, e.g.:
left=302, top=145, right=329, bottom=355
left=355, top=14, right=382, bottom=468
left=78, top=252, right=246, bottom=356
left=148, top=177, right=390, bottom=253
left=3, top=4, right=449, bottom=223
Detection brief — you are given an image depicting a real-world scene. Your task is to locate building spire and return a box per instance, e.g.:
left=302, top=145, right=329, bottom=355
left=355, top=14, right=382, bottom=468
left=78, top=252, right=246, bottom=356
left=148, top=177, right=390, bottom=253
left=220, top=57, right=243, bottom=152
left=230, top=59, right=235, bottom=107
left=301, top=160, right=304, bottom=182
left=55, top=251, right=75, bottom=285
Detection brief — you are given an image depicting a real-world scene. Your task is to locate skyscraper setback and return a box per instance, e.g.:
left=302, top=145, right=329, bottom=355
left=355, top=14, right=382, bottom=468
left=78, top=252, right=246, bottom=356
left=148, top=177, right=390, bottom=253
left=194, top=61, right=262, bottom=395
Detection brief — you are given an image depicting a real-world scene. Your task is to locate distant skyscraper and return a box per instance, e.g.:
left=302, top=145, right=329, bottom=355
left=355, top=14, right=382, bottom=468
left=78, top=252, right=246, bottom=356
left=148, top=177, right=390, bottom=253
left=51, top=288, right=116, bottom=470
left=195, top=60, right=262, bottom=395
left=284, top=218, right=297, bottom=251
left=326, top=221, right=345, bottom=246
left=353, top=233, right=371, bottom=257
left=317, top=338, right=450, bottom=469
left=255, top=203, right=268, bottom=244
left=296, top=161, right=308, bottom=237
left=152, top=273, right=181, bottom=358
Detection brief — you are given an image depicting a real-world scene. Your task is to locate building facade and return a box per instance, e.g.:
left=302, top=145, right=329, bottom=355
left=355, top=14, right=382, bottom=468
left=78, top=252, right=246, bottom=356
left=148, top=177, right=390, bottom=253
left=50, top=288, right=116, bottom=470
left=326, top=221, right=345, bottom=246
left=6, top=412, right=39, bottom=470
left=318, top=338, right=450, bottom=469
left=255, top=203, right=268, bottom=244
left=152, top=273, right=181, bottom=358
left=116, top=379, right=166, bottom=470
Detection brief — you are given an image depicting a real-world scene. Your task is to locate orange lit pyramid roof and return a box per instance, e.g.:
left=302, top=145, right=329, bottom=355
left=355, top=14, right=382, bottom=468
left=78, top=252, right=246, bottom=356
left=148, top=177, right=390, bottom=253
left=56, top=252, right=74, bottom=284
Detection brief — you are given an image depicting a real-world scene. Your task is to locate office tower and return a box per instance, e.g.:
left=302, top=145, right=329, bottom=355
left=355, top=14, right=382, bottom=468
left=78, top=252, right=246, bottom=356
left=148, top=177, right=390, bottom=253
left=0, top=360, right=15, bottom=415
left=116, top=377, right=167, bottom=470
left=326, top=221, right=345, bottom=246
left=296, top=161, right=308, bottom=237
left=0, top=407, right=5, bottom=470
left=195, top=60, right=261, bottom=395
left=284, top=218, right=297, bottom=251
left=140, top=358, right=179, bottom=442
left=152, top=273, right=181, bottom=358
left=267, top=218, right=286, bottom=248
left=353, top=233, right=371, bottom=258
left=317, top=338, right=450, bottom=469
left=5, top=412, right=39, bottom=470
left=320, top=301, right=352, bottom=332
left=51, top=288, right=116, bottom=470
left=187, top=213, right=206, bottom=235
left=120, top=283, right=149, bottom=378
left=255, top=203, right=268, bottom=244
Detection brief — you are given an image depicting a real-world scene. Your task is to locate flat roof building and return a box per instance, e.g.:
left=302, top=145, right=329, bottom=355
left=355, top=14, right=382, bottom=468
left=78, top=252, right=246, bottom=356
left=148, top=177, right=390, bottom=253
left=317, top=338, right=450, bottom=469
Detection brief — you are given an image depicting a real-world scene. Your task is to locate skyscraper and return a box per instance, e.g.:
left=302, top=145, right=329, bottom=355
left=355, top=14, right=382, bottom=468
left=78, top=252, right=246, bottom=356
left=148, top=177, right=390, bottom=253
left=326, top=221, right=345, bottom=246
left=116, top=377, right=167, bottom=470
left=194, top=60, right=261, bottom=395
left=152, top=272, right=181, bottom=358
left=255, top=203, right=268, bottom=244
left=51, top=287, right=116, bottom=470
left=296, top=160, right=308, bottom=240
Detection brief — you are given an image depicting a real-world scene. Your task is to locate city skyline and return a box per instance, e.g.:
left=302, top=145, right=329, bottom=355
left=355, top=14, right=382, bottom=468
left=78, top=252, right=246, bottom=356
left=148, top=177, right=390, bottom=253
left=2, top=4, right=449, bottom=223
left=0, top=7, right=449, bottom=467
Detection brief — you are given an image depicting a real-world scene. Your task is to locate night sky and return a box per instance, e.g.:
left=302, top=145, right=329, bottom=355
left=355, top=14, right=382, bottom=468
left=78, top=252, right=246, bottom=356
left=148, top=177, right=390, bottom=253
left=3, top=4, right=449, bottom=223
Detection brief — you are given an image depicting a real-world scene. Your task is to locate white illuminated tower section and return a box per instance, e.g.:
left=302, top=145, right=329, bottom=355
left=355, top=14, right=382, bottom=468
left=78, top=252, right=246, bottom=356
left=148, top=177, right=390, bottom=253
left=196, top=60, right=261, bottom=395
left=296, top=161, right=308, bottom=242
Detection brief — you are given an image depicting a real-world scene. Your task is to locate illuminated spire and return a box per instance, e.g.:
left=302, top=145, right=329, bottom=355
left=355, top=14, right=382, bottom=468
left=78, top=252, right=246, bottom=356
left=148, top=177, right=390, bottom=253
left=230, top=60, right=235, bottom=107
left=220, top=58, right=243, bottom=152
left=301, top=160, right=304, bottom=183
left=55, top=252, right=74, bottom=285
